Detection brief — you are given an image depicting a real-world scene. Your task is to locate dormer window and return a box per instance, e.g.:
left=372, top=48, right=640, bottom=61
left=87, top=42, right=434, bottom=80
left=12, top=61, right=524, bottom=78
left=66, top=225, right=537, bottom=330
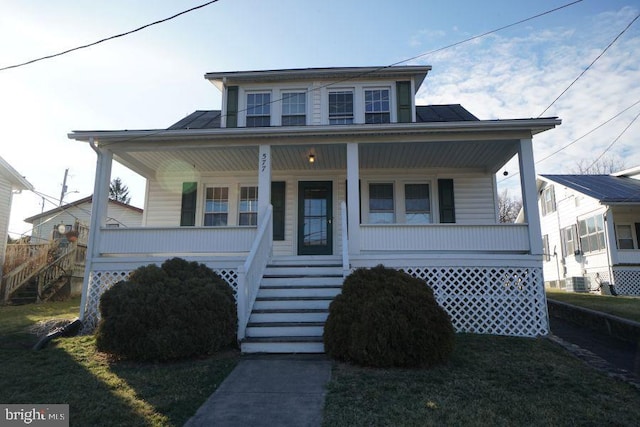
left=329, top=90, right=354, bottom=124
left=282, top=92, right=306, bottom=126
left=246, top=92, right=271, bottom=127
left=365, top=89, right=390, bottom=124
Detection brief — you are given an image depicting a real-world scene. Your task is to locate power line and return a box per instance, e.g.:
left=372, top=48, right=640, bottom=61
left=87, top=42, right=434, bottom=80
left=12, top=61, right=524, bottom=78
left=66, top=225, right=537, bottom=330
left=0, top=0, right=221, bottom=72
left=585, top=109, right=640, bottom=171
left=538, top=11, right=640, bottom=117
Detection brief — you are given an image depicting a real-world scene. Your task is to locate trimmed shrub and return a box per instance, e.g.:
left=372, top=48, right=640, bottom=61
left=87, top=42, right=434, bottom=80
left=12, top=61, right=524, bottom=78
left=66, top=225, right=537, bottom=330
left=323, top=265, right=455, bottom=368
left=96, top=258, right=237, bottom=361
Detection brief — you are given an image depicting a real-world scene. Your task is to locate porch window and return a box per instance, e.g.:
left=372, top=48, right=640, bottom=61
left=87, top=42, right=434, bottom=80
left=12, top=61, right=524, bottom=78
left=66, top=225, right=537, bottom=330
left=365, top=89, right=390, bottom=124
left=204, top=187, right=228, bottom=226
left=561, top=225, right=577, bottom=256
left=246, top=92, right=271, bottom=127
left=239, top=186, right=258, bottom=226
left=578, top=215, right=606, bottom=253
left=541, top=186, right=556, bottom=216
left=329, top=91, right=353, bottom=124
left=369, top=183, right=394, bottom=224
left=405, top=183, right=430, bottom=224
left=282, top=92, right=306, bottom=126
left=616, top=224, right=635, bottom=249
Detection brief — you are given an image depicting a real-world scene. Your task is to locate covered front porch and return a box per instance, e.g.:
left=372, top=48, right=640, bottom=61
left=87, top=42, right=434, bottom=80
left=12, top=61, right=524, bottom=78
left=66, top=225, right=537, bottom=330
left=70, top=119, right=557, bottom=339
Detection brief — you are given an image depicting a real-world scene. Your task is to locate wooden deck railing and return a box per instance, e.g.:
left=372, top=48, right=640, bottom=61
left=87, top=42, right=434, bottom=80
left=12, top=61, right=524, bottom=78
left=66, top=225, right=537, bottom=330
left=3, top=243, right=50, bottom=275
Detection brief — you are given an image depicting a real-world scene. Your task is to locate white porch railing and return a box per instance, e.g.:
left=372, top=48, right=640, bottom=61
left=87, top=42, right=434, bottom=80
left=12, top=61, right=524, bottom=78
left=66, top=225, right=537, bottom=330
left=341, top=201, right=350, bottom=276
left=98, top=226, right=256, bottom=255
left=236, top=205, right=273, bottom=341
left=360, top=223, right=530, bottom=252
left=616, top=250, right=640, bottom=265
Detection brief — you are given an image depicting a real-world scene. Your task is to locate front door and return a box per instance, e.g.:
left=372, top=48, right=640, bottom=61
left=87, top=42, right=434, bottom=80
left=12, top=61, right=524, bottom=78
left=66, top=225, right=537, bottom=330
left=298, top=181, right=333, bottom=255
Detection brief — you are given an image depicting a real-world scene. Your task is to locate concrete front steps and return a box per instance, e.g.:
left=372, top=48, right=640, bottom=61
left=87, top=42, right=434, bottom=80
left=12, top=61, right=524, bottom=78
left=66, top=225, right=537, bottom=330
left=241, top=258, right=344, bottom=353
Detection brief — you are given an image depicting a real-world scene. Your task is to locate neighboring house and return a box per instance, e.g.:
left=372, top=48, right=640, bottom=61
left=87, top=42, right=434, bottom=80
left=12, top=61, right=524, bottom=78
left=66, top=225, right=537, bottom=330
left=0, top=156, right=33, bottom=282
left=68, top=66, right=560, bottom=352
left=538, top=168, right=640, bottom=296
left=24, top=195, right=143, bottom=244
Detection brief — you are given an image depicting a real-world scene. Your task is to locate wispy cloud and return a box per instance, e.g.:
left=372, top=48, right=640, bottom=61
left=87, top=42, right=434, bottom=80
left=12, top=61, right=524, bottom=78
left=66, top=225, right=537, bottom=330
left=414, top=6, right=640, bottom=185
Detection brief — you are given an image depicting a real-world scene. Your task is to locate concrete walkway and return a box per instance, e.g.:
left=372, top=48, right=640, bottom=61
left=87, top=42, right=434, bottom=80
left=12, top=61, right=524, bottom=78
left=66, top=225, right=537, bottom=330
left=184, top=355, right=332, bottom=427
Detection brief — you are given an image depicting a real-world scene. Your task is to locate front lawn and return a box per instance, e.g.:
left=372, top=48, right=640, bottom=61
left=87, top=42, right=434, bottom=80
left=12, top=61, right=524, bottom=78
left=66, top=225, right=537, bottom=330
left=0, top=299, right=238, bottom=426
left=547, top=289, right=640, bottom=322
left=323, top=334, right=640, bottom=426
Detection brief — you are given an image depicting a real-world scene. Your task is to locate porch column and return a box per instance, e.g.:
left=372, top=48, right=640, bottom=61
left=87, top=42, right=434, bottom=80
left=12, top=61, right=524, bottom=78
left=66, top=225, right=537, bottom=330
left=518, top=138, right=543, bottom=255
left=257, top=144, right=271, bottom=224
left=604, top=208, right=619, bottom=265
left=346, top=143, right=360, bottom=254
left=79, top=140, right=112, bottom=320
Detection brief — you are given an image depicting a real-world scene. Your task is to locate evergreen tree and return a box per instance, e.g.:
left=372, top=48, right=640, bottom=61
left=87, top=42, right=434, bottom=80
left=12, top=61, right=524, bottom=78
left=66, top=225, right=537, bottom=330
left=109, top=177, right=131, bottom=204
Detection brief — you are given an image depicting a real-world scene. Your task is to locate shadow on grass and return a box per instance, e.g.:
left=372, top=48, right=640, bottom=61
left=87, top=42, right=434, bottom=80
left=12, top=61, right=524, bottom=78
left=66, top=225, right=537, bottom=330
left=0, top=335, right=238, bottom=426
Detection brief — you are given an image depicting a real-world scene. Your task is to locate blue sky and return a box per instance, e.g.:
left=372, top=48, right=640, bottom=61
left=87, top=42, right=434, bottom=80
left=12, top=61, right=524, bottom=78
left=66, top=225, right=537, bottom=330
left=1, top=0, right=639, bottom=237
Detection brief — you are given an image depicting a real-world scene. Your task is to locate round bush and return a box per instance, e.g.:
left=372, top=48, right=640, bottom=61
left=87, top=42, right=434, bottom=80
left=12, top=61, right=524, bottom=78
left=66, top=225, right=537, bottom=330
left=323, top=265, right=455, bottom=368
left=96, top=258, right=237, bottom=361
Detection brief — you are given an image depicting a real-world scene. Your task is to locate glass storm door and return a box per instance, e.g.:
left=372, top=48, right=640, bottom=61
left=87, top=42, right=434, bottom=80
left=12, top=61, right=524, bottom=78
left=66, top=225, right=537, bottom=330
left=297, top=181, right=333, bottom=255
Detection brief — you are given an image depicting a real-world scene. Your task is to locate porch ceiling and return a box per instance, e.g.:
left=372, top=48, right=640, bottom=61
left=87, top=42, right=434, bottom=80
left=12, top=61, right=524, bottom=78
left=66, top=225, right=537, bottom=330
left=112, top=139, right=519, bottom=178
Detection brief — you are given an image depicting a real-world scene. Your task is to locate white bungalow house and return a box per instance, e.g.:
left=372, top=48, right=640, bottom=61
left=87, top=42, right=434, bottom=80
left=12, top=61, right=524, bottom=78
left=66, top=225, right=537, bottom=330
left=0, top=155, right=33, bottom=282
left=68, top=66, right=560, bottom=352
left=538, top=167, right=640, bottom=296
left=24, top=195, right=144, bottom=244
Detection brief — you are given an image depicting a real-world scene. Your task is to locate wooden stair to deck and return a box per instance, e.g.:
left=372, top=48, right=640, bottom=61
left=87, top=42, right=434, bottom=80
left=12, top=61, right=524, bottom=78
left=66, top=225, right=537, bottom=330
left=241, top=258, right=344, bottom=353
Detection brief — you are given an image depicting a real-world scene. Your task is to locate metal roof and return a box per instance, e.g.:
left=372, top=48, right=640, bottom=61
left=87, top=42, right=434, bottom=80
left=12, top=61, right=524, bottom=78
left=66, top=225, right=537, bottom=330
left=168, top=105, right=478, bottom=130
left=541, top=174, right=640, bottom=204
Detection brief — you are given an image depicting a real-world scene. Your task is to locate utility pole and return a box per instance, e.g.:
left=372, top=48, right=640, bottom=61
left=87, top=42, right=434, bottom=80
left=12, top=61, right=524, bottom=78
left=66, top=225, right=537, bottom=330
left=59, top=168, right=69, bottom=206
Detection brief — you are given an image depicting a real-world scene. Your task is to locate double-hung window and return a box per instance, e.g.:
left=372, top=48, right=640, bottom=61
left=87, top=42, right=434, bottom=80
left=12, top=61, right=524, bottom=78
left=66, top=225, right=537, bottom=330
left=578, top=215, right=606, bottom=253
left=329, top=91, right=353, bottom=124
left=369, top=183, right=394, bottom=224
left=246, top=92, right=271, bottom=127
left=616, top=224, right=635, bottom=249
left=282, top=92, right=306, bottom=126
left=365, top=89, right=390, bottom=124
left=204, top=187, right=228, bottom=226
left=239, top=186, right=258, bottom=226
left=562, top=226, right=577, bottom=256
left=405, top=184, right=430, bottom=224
left=541, top=186, right=556, bottom=216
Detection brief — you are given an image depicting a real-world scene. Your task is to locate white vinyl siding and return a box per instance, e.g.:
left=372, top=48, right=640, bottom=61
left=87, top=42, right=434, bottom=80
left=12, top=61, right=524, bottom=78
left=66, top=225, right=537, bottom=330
left=0, top=176, right=13, bottom=274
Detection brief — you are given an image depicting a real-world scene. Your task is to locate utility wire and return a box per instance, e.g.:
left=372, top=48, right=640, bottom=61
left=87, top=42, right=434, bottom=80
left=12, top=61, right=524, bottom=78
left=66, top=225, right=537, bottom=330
left=538, top=11, right=640, bottom=117
left=585, top=109, right=640, bottom=171
left=0, top=0, right=220, bottom=72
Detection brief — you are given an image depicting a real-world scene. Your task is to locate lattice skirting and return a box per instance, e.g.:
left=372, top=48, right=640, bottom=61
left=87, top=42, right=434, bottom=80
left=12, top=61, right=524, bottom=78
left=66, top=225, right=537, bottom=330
left=81, top=268, right=239, bottom=331
left=613, top=269, right=640, bottom=295
left=403, top=266, right=548, bottom=337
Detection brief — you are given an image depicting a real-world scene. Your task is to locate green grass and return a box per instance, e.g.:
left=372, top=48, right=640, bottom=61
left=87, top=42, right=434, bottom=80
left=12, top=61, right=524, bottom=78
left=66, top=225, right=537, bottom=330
left=0, top=299, right=239, bottom=426
left=546, top=288, right=640, bottom=322
left=323, top=334, right=640, bottom=426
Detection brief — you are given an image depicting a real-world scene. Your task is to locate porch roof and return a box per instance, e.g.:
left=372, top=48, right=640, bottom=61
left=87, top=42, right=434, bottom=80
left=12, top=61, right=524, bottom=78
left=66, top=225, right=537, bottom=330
left=541, top=174, right=640, bottom=205
left=69, top=117, right=560, bottom=179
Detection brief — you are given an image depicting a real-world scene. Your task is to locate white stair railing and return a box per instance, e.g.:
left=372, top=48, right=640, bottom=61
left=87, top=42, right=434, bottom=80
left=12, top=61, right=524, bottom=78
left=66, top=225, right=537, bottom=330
left=341, top=201, right=350, bottom=277
left=236, top=205, right=273, bottom=341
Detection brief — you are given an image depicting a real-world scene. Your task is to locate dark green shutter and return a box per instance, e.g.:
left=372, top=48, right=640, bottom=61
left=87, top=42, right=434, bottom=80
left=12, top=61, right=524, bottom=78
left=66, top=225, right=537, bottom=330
left=226, top=86, right=238, bottom=128
left=438, top=179, right=455, bottom=223
left=272, top=181, right=286, bottom=241
left=396, top=81, right=412, bottom=123
left=635, top=223, right=640, bottom=249
left=180, top=182, right=197, bottom=226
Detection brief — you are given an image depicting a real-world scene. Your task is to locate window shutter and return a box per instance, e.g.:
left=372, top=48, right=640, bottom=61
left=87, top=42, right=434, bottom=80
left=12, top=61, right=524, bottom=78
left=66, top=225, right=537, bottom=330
left=396, top=81, right=412, bottom=123
left=438, top=179, right=456, bottom=223
left=636, top=223, right=640, bottom=249
left=180, top=182, right=197, bottom=226
left=226, top=86, right=238, bottom=128
left=271, top=181, right=286, bottom=241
